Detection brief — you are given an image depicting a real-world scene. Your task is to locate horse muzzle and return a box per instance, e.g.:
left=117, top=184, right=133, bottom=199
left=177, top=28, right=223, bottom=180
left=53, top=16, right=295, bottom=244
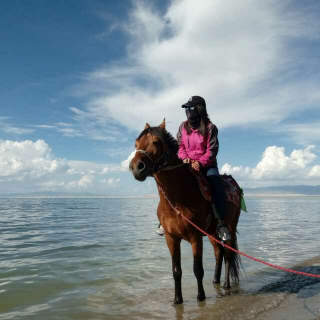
left=129, top=159, right=151, bottom=181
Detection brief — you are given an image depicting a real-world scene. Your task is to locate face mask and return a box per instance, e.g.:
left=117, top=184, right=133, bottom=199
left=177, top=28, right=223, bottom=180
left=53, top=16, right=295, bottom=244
left=186, top=108, right=200, bottom=129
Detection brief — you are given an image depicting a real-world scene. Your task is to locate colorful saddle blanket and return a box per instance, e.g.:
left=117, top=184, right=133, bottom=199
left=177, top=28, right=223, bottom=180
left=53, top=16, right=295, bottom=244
left=190, top=169, right=242, bottom=208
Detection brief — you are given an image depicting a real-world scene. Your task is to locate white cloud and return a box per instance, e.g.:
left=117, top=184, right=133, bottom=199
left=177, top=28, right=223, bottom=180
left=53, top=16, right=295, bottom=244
left=120, top=150, right=136, bottom=171
left=0, top=139, right=66, bottom=179
left=100, top=167, right=109, bottom=175
left=39, top=180, right=65, bottom=188
left=273, top=122, right=320, bottom=145
left=66, top=168, right=78, bottom=175
left=308, top=165, right=320, bottom=178
left=64, top=175, right=95, bottom=190
left=221, top=164, right=251, bottom=179
left=73, top=0, right=320, bottom=140
left=0, top=117, right=34, bottom=135
left=57, top=127, right=84, bottom=138
left=222, top=145, right=318, bottom=185
left=55, top=122, right=74, bottom=127
left=251, top=145, right=316, bottom=180
left=78, top=175, right=94, bottom=188
left=1, top=137, right=318, bottom=193
left=31, top=116, right=119, bottom=142
left=2, top=126, right=34, bottom=135
left=100, top=177, right=121, bottom=186
left=0, top=139, right=144, bottom=194
left=32, top=125, right=57, bottom=129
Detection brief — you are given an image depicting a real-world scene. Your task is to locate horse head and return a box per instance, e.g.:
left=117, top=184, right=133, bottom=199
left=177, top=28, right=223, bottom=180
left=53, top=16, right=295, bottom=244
left=129, top=119, right=168, bottom=181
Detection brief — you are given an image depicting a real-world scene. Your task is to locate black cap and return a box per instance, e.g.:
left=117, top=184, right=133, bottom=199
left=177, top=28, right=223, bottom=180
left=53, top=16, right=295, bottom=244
left=182, top=96, right=206, bottom=108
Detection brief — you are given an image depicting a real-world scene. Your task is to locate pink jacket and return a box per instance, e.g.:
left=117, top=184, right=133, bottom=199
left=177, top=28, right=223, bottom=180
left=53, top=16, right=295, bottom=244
left=177, top=121, right=219, bottom=168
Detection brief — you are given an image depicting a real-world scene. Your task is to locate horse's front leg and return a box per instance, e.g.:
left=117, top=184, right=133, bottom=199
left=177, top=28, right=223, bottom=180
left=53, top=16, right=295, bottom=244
left=165, top=233, right=183, bottom=304
left=191, top=237, right=206, bottom=301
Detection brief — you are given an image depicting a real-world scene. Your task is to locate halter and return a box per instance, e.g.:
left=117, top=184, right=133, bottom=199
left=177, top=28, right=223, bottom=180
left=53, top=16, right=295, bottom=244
left=135, top=148, right=170, bottom=173
left=135, top=128, right=186, bottom=174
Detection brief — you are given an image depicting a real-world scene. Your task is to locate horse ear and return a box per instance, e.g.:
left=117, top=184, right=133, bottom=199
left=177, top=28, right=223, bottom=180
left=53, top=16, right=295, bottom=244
left=144, top=123, right=150, bottom=130
left=159, top=118, right=166, bottom=130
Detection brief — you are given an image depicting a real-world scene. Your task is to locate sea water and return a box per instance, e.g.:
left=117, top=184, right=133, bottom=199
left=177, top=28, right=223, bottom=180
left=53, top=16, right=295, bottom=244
left=0, top=196, right=319, bottom=320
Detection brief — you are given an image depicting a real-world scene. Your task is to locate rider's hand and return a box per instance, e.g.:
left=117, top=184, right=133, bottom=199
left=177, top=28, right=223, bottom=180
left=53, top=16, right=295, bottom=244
left=191, top=161, right=201, bottom=171
left=183, top=158, right=190, bottom=164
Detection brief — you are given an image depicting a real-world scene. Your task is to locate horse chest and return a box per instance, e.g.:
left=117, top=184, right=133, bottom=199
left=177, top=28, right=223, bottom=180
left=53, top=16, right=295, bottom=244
left=161, top=208, right=194, bottom=240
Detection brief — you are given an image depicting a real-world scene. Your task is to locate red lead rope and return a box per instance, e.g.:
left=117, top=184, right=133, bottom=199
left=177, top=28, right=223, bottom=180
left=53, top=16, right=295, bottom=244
left=157, top=184, right=320, bottom=279
left=180, top=213, right=320, bottom=279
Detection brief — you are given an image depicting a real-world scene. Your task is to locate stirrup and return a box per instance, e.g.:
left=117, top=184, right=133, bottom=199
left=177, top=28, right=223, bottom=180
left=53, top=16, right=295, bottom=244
left=217, top=225, right=231, bottom=241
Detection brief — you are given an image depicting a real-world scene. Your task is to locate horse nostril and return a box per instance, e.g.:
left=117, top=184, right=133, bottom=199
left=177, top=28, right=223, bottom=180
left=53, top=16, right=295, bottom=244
left=137, top=161, right=145, bottom=171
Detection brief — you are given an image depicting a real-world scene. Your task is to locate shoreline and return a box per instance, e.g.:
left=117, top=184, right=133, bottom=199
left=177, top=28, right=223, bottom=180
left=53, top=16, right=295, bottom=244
left=1, top=194, right=320, bottom=199
left=245, top=194, right=320, bottom=197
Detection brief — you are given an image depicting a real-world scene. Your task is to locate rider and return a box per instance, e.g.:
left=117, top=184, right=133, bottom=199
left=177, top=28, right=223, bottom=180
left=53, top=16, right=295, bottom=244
left=157, top=95, right=230, bottom=240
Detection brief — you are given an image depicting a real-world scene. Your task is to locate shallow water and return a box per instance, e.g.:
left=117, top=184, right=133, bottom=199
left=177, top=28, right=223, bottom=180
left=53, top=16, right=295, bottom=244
left=0, top=196, right=319, bottom=319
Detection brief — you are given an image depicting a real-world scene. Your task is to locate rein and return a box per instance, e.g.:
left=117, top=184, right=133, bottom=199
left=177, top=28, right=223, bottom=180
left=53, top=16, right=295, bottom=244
left=154, top=175, right=182, bottom=215
left=160, top=163, right=185, bottom=171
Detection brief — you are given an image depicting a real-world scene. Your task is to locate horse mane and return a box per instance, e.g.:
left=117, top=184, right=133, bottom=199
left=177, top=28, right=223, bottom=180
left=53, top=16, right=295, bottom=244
left=137, top=126, right=179, bottom=155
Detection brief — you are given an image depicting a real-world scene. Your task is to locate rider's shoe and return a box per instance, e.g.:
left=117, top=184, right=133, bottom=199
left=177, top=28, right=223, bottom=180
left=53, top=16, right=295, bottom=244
left=217, top=222, right=231, bottom=241
left=156, top=225, right=165, bottom=236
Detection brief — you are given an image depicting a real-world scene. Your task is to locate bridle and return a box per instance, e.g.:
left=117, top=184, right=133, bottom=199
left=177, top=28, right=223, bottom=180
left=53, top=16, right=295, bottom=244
left=135, top=131, right=184, bottom=174
left=135, top=148, right=170, bottom=174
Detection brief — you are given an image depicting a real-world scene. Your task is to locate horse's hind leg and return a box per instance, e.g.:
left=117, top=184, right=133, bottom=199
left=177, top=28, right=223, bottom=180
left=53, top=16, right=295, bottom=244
left=223, top=206, right=241, bottom=288
left=191, top=237, right=206, bottom=301
left=210, top=239, right=224, bottom=284
left=165, top=233, right=183, bottom=304
left=223, top=245, right=232, bottom=288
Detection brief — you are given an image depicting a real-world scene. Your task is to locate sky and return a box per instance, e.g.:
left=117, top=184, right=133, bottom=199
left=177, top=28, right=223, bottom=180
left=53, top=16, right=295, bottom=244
left=1, top=0, right=320, bottom=195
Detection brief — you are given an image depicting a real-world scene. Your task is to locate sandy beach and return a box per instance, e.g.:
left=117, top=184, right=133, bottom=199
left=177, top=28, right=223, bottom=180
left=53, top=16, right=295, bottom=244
left=255, top=282, right=320, bottom=320
left=192, top=282, right=320, bottom=320
left=192, top=256, right=320, bottom=320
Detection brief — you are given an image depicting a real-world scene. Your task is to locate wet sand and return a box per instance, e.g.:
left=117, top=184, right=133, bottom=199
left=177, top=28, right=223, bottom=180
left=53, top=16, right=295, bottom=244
left=191, top=257, right=320, bottom=320
left=192, top=282, right=320, bottom=320
left=254, top=282, right=320, bottom=320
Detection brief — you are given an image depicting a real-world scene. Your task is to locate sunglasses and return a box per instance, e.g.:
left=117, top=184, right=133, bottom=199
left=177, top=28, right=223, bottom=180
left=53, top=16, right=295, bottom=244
left=185, top=106, right=196, bottom=111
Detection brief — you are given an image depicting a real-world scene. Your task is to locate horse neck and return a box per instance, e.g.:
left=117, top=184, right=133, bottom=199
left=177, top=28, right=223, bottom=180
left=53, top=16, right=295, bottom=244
left=154, top=158, right=196, bottom=200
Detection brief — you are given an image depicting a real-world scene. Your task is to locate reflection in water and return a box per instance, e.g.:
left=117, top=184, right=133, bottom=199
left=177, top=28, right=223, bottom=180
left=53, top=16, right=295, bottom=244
left=213, top=284, right=224, bottom=298
left=174, top=304, right=185, bottom=320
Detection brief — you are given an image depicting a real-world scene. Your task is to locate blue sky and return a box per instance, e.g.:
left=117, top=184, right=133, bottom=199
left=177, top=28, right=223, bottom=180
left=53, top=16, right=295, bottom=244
left=1, top=0, right=320, bottom=195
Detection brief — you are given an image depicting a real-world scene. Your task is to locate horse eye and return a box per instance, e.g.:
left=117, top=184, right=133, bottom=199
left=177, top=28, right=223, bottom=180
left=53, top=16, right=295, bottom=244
left=153, top=140, right=160, bottom=145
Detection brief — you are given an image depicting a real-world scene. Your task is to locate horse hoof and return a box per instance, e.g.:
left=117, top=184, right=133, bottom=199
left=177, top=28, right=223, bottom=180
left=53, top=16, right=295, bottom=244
left=197, top=293, right=206, bottom=302
left=174, top=296, right=183, bottom=304
left=223, top=283, right=231, bottom=289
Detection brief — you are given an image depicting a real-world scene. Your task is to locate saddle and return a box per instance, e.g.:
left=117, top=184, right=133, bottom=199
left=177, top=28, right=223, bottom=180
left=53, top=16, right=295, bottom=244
left=189, top=169, right=243, bottom=208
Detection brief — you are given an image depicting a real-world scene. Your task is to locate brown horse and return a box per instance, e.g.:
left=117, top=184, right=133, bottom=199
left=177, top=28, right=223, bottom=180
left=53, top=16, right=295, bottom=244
left=129, top=119, right=241, bottom=304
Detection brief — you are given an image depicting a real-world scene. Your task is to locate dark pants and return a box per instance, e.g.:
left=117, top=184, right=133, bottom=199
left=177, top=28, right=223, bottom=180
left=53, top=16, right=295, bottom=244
left=202, top=167, right=226, bottom=221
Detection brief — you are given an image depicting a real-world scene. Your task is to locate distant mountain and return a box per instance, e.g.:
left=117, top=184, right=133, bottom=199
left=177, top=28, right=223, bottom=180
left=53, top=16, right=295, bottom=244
left=0, top=192, right=158, bottom=198
left=243, top=185, right=320, bottom=196
left=0, top=192, right=102, bottom=198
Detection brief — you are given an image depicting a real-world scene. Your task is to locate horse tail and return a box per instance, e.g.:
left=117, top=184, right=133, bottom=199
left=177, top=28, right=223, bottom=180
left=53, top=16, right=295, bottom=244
left=229, top=236, right=241, bottom=282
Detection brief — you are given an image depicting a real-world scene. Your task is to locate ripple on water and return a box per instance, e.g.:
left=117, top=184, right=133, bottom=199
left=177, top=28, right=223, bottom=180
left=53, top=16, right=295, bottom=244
left=0, top=197, right=320, bottom=319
